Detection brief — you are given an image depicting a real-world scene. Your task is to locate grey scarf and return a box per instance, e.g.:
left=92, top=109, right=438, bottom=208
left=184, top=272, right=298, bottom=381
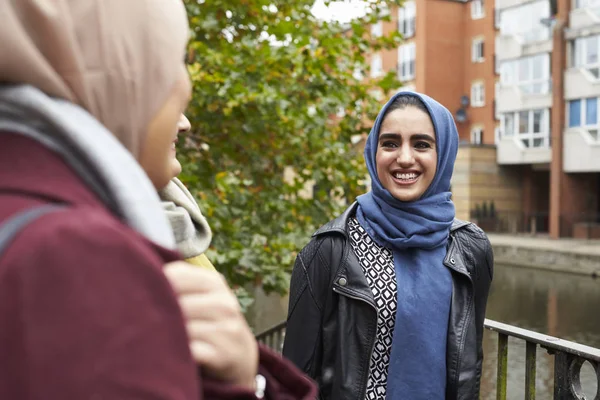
left=0, top=85, right=175, bottom=249
left=159, top=178, right=212, bottom=258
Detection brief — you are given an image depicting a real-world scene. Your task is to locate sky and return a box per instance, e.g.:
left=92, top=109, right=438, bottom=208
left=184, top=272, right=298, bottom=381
left=311, top=0, right=370, bottom=23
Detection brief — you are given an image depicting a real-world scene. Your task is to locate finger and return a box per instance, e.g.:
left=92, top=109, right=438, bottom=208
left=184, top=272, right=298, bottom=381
left=189, top=340, right=221, bottom=369
left=178, top=293, right=242, bottom=320
left=185, top=319, right=248, bottom=341
left=164, top=261, right=229, bottom=294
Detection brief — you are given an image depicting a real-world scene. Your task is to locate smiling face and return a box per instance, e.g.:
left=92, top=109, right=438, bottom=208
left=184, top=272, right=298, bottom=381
left=375, top=106, right=437, bottom=202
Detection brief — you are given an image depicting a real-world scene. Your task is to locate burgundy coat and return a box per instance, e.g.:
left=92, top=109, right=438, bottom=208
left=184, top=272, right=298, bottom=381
left=0, top=133, right=315, bottom=400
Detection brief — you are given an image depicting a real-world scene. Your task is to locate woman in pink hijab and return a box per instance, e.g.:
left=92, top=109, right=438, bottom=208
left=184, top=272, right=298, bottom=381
left=0, top=1, right=315, bottom=399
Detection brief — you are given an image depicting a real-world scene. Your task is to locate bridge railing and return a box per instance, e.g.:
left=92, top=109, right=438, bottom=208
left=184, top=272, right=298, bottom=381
left=256, top=319, right=600, bottom=399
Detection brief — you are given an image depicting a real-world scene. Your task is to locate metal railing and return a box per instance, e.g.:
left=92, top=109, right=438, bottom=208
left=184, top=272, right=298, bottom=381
left=256, top=320, right=287, bottom=353
left=256, top=319, right=600, bottom=399
left=470, top=211, right=550, bottom=235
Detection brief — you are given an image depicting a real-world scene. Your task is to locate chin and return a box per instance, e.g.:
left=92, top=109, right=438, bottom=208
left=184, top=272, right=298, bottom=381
left=389, top=189, right=424, bottom=202
left=170, top=159, right=182, bottom=178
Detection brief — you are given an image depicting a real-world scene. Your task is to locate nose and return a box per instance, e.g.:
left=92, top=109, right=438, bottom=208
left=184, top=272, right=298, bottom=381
left=177, top=114, right=191, bottom=133
left=396, top=144, right=414, bottom=167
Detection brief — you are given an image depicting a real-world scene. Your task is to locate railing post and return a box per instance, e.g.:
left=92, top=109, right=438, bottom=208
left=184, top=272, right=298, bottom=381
left=497, top=333, right=508, bottom=400
left=525, top=342, right=537, bottom=400
left=553, top=352, right=574, bottom=400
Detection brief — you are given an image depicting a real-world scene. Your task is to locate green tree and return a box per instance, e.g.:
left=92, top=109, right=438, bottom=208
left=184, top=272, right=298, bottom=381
left=181, top=0, right=403, bottom=308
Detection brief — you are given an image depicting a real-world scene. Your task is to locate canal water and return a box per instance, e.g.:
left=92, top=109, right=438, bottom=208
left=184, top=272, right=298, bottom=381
left=481, top=264, right=600, bottom=399
left=250, top=263, right=600, bottom=398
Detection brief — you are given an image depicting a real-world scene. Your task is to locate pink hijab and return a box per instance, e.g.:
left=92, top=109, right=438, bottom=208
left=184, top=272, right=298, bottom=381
left=0, top=0, right=190, bottom=157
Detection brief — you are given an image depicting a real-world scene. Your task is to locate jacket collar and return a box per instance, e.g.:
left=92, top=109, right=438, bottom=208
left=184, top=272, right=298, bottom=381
left=313, top=202, right=470, bottom=237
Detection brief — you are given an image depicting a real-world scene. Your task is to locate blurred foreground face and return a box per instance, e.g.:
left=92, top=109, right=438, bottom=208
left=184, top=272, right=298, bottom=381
left=169, top=114, right=192, bottom=180
left=141, top=67, right=192, bottom=189
left=0, top=0, right=191, bottom=190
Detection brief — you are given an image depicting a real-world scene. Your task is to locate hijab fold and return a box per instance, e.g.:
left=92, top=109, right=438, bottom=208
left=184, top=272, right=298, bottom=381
left=0, top=0, right=190, bottom=158
left=355, top=91, right=459, bottom=400
left=0, top=0, right=190, bottom=248
left=159, top=178, right=213, bottom=259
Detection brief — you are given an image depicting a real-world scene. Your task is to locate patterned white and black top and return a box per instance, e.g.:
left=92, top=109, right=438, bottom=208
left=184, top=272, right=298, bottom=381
left=348, top=217, right=398, bottom=400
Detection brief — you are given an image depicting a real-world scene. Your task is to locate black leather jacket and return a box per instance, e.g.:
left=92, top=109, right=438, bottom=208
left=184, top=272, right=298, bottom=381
left=282, top=203, right=493, bottom=400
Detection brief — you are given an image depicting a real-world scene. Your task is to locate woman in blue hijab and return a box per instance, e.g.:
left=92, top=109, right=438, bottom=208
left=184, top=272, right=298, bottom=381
left=282, top=92, right=494, bottom=400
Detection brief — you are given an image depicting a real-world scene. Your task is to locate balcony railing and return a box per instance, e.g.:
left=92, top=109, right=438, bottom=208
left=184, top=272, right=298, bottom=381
left=256, top=319, right=600, bottom=399
left=470, top=210, right=550, bottom=235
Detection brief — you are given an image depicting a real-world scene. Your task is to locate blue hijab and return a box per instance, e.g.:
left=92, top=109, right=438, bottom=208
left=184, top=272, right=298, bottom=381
left=356, top=91, right=458, bottom=399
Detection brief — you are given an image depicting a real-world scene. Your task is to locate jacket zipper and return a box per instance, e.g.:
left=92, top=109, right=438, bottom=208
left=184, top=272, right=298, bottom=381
left=332, top=286, right=378, bottom=400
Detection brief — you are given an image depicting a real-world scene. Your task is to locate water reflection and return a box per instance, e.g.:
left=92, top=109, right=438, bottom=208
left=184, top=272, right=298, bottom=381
left=481, top=264, right=600, bottom=399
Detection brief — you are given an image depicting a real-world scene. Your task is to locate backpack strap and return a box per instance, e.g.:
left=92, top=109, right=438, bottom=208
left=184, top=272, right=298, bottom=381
left=0, top=204, right=66, bottom=257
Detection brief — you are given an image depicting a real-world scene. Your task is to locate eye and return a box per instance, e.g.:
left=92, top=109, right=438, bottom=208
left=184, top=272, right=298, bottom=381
left=381, top=141, right=399, bottom=149
left=414, top=141, right=432, bottom=149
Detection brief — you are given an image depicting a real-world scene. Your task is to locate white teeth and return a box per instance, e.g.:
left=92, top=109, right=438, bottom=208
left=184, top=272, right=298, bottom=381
left=394, top=173, right=418, bottom=180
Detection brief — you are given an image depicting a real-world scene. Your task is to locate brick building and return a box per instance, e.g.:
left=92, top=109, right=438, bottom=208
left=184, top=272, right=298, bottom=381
left=369, top=0, right=600, bottom=238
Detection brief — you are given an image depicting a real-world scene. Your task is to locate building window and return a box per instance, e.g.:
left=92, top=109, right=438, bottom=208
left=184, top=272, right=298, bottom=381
left=569, top=97, right=600, bottom=139
left=574, top=35, right=600, bottom=79
left=499, top=53, right=551, bottom=94
left=471, top=0, right=485, bottom=19
left=398, top=1, right=416, bottom=38
left=500, top=109, right=550, bottom=148
left=371, top=21, right=383, bottom=38
left=499, top=0, right=550, bottom=44
left=397, top=43, right=416, bottom=81
left=471, top=82, right=485, bottom=107
left=494, top=7, right=501, bottom=29
left=370, top=53, right=384, bottom=78
left=471, top=127, right=483, bottom=145
left=472, top=38, right=484, bottom=63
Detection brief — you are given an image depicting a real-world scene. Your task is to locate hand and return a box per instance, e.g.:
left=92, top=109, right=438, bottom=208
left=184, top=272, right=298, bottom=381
left=164, top=261, right=259, bottom=391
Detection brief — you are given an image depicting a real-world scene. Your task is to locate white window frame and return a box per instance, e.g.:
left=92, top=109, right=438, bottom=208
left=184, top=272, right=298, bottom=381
left=370, top=53, right=384, bottom=78
left=471, top=127, right=483, bottom=145
left=472, top=38, right=484, bottom=63
left=371, top=21, right=383, bottom=38
left=398, top=1, right=416, bottom=38
left=471, top=82, right=485, bottom=107
left=471, top=0, right=485, bottom=19
left=398, top=43, right=416, bottom=81
left=499, top=109, right=550, bottom=148
left=499, top=0, right=550, bottom=44
left=568, top=97, right=600, bottom=140
left=499, top=53, right=551, bottom=94
left=574, top=35, right=600, bottom=79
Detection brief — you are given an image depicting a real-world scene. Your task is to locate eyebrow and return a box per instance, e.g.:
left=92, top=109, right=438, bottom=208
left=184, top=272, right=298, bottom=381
left=379, top=133, right=436, bottom=142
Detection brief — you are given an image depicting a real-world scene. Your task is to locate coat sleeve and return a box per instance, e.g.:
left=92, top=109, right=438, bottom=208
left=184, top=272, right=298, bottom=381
left=474, top=232, right=494, bottom=396
left=282, top=238, right=331, bottom=384
left=0, top=209, right=315, bottom=400
left=203, top=346, right=317, bottom=400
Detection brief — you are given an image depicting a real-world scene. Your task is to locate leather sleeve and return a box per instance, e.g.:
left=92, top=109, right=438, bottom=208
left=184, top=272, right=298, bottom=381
left=474, top=231, right=494, bottom=396
left=282, top=238, right=329, bottom=380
